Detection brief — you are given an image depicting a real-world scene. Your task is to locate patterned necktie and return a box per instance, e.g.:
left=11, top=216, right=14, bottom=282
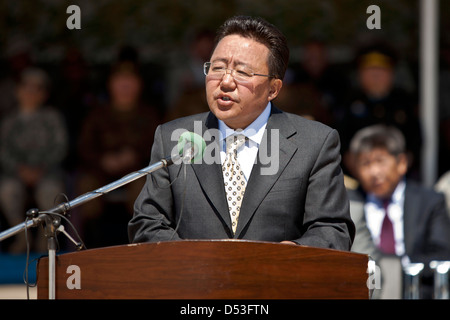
left=379, top=199, right=396, bottom=255
left=222, top=134, right=247, bottom=234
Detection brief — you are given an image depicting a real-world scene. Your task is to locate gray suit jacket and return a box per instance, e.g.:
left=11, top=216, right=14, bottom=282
left=128, top=106, right=355, bottom=250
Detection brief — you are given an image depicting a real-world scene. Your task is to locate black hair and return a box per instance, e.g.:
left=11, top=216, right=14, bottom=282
left=349, top=124, right=406, bottom=157
left=214, top=15, right=289, bottom=80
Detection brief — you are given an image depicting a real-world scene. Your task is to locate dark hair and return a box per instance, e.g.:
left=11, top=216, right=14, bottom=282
left=109, top=61, right=141, bottom=79
left=214, top=15, right=289, bottom=80
left=20, top=67, right=51, bottom=91
left=349, top=124, right=406, bottom=157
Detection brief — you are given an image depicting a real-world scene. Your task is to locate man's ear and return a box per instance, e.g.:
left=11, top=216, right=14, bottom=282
left=397, top=153, right=409, bottom=176
left=268, top=79, right=283, bottom=101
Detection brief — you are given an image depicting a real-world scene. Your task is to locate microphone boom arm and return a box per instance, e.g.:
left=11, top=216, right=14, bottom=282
left=0, top=155, right=175, bottom=242
left=0, top=128, right=207, bottom=242
left=50, top=156, right=173, bottom=215
left=0, top=130, right=205, bottom=300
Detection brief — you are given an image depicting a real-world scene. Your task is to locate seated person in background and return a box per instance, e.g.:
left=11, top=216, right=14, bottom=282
left=338, top=43, right=422, bottom=179
left=77, top=61, right=160, bottom=248
left=435, top=170, right=450, bottom=217
left=347, top=124, right=450, bottom=298
left=0, top=67, right=68, bottom=253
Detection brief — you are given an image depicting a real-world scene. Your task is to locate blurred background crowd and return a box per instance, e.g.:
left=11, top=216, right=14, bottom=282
left=0, top=0, right=450, bottom=256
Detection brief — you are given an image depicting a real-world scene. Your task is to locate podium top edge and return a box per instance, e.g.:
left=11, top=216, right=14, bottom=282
left=40, top=239, right=369, bottom=260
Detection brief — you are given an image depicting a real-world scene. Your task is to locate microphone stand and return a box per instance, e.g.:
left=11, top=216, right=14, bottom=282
left=0, top=155, right=178, bottom=299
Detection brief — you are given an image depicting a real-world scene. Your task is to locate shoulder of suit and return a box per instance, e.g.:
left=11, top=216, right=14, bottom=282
left=272, top=107, right=336, bottom=141
left=158, top=108, right=336, bottom=140
left=405, top=179, right=445, bottom=202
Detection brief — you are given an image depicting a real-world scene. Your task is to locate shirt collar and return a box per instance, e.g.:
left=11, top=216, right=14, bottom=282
left=218, top=102, right=271, bottom=145
left=391, top=179, right=406, bottom=204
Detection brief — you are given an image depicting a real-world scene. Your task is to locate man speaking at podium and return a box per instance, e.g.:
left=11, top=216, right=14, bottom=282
left=128, top=16, right=354, bottom=250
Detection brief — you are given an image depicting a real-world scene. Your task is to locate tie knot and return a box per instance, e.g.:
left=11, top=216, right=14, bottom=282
left=226, top=134, right=246, bottom=154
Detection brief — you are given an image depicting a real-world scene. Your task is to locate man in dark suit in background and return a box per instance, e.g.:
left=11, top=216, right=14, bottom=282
left=128, top=16, right=354, bottom=250
left=348, top=124, right=450, bottom=298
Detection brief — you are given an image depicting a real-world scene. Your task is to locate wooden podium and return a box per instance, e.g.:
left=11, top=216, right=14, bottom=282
left=37, top=240, right=370, bottom=299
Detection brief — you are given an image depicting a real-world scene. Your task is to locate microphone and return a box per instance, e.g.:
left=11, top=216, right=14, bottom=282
left=171, top=131, right=207, bottom=164
left=34, top=132, right=205, bottom=216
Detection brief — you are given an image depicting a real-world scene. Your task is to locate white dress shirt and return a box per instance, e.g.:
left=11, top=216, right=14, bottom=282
left=218, top=102, right=271, bottom=181
left=364, top=180, right=406, bottom=256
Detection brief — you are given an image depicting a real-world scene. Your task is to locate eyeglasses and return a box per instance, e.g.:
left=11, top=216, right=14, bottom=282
left=203, top=62, right=275, bottom=84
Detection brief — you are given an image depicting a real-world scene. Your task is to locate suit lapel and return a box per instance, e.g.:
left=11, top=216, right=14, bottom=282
left=189, top=113, right=232, bottom=234
left=403, top=182, right=420, bottom=256
left=189, top=108, right=298, bottom=237
left=235, top=107, right=298, bottom=238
